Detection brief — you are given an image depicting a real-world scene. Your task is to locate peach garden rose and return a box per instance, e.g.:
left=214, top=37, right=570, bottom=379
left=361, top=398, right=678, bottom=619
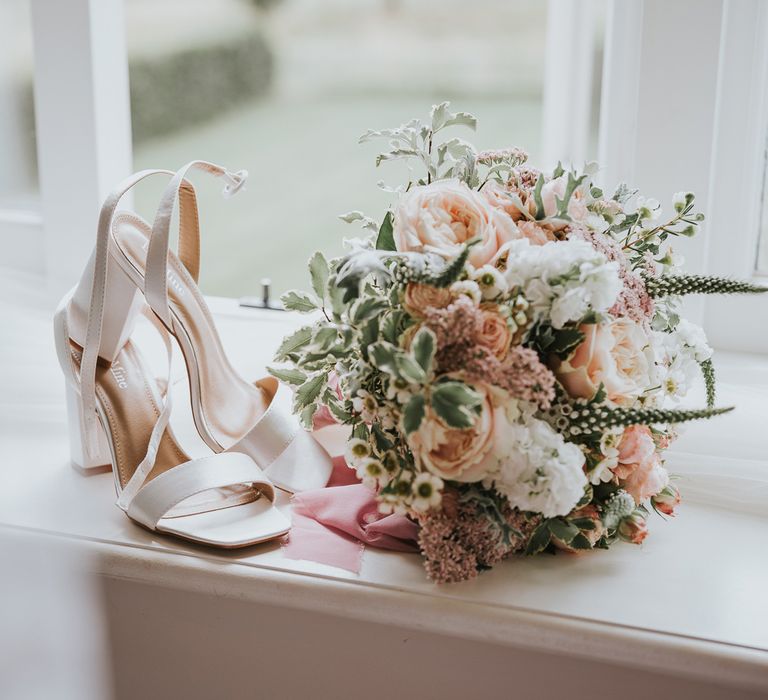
left=477, top=305, right=512, bottom=359
left=407, top=380, right=497, bottom=482
left=551, top=319, right=652, bottom=406
left=403, top=282, right=453, bottom=317
left=393, top=178, right=518, bottom=267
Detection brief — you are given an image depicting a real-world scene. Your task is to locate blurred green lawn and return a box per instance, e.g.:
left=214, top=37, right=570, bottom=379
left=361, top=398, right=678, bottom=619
left=134, top=94, right=543, bottom=298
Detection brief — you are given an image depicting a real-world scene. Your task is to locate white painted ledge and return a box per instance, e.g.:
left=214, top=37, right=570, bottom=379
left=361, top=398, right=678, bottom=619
left=1, top=289, right=767, bottom=693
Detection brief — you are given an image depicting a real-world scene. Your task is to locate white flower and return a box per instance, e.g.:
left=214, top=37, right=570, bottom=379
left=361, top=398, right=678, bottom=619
left=649, top=320, right=712, bottom=401
left=385, top=377, right=412, bottom=405
left=499, top=239, right=621, bottom=329
left=674, top=319, right=713, bottom=362
left=345, top=438, right=371, bottom=466
left=589, top=429, right=622, bottom=485
left=449, top=279, right=482, bottom=306
left=471, top=264, right=508, bottom=300
left=352, top=389, right=378, bottom=422
left=672, top=191, right=693, bottom=213
left=633, top=196, right=661, bottom=222
left=482, top=414, right=587, bottom=518
left=411, top=473, right=443, bottom=513
left=356, top=458, right=385, bottom=489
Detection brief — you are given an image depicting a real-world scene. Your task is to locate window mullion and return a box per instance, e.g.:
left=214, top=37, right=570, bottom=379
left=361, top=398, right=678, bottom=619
left=30, top=0, right=133, bottom=298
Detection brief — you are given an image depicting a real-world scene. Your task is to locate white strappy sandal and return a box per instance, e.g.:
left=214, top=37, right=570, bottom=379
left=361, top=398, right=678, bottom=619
left=104, top=161, right=333, bottom=493
left=54, top=170, right=290, bottom=548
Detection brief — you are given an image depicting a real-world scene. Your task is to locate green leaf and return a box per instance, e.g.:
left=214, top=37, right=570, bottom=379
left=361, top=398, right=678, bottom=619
left=281, top=290, right=319, bottom=313
left=411, top=327, right=436, bottom=375
left=380, top=310, right=404, bottom=344
left=274, top=326, right=313, bottom=361
left=360, top=318, right=379, bottom=349
left=267, top=366, right=307, bottom=386
left=299, top=403, right=317, bottom=430
left=323, top=390, right=352, bottom=423
left=352, top=422, right=369, bottom=441
left=533, top=173, right=546, bottom=220
left=525, top=522, right=552, bottom=555
left=394, top=353, right=427, bottom=385
left=311, top=326, right=338, bottom=352
left=372, top=423, right=394, bottom=451
left=326, top=275, right=346, bottom=318
left=369, top=342, right=399, bottom=376
left=430, top=381, right=481, bottom=429
left=570, top=517, right=597, bottom=531
left=402, top=394, right=426, bottom=434
left=351, top=296, right=389, bottom=324
left=548, top=518, right=580, bottom=545
left=308, top=252, right=329, bottom=300
left=375, top=211, right=396, bottom=251
left=294, top=373, right=326, bottom=412
left=532, top=323, right=585, bottom=358
left=431, top=102, right=477, bottom=133
left=551, top=327, right=586, bottom=357
left=569, top=533, right=594, bottom=550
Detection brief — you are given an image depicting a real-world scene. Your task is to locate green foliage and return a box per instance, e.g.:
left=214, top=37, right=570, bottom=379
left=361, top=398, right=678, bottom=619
left=530, top=323, right=585, bottom=359
left=293, top=373, right=326, bottom=412
left=700, top=358, right=716, bottom=409
left=430, top=381, right=481, bottom=429
left=375, top=212, right=396, bottom=251
left=308, top=251, right=329, bottom=300
left=553, top=401, right=734, bottom=443
left=402, top=394, right=426, bottom=435
left=359, top=102, right=478, bottom=187
left=281, top=290, right=319, bottom=313
left=547, top=517, right=580, bottom=545
left=525, top=521, right=552, bottom=555
left=266, top=366, right=306, bottom=386
left=274, top=326, right=313, bottom=361
left=411, top=327, right=436, bottom=376
left=553, top=172, right=587, bottom=220
left=644, top=273, right=768, bottom=298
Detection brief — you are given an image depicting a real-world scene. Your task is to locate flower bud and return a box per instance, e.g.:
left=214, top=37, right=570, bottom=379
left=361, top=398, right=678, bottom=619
left=652, top=484, right=681, bottom=516
left=618, top=510, right=648, bottom=544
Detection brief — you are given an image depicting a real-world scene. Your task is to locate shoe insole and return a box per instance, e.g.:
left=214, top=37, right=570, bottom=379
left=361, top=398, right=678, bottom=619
left=111, top=214, right=268, bottom=450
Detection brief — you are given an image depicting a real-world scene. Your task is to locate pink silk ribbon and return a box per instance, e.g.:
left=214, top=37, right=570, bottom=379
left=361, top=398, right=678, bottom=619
left=282, top=444, right=419, bottom=572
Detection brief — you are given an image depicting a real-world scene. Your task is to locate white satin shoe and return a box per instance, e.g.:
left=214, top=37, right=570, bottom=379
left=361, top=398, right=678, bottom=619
left=54, top=169, right=290, bottom=548
left=87, top=161, right=332, bottom=494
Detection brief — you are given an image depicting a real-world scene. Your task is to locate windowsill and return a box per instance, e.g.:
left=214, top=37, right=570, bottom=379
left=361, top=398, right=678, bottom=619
left=1, top=288, right=767, bottom=692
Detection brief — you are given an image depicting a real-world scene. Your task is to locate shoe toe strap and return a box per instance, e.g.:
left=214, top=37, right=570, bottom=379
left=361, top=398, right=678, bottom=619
left=126, top=452, right=274, bottom=530
left=227, top=378, right=333, bottom=492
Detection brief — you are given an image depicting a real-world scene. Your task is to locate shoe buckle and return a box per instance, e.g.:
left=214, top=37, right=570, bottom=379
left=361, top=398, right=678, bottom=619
left=222, top=169, right=248, bottom=198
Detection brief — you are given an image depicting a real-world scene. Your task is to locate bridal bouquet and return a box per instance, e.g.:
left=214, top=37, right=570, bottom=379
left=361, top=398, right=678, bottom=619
left=270, top=104, right=765, bottom=583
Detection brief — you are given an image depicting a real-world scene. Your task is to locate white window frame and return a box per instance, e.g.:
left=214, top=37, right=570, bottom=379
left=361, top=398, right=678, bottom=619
left=4, top=0, right=601, bottom=299
left=598, top=0, right=768, bottom=353
left=701, top=0, right=768, bottom=353
left=0, top=0, right=132, bottom=296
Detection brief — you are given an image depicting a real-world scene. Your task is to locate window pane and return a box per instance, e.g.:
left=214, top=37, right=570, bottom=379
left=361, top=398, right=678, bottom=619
left=130, top=0, right=556, bottom=297
left=0, top=0, right=39, bottom=212
left=757, top=132, right=768, bottom=275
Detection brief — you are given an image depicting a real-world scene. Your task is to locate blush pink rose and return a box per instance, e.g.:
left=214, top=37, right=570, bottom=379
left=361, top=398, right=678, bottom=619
left=407, top=380, right=497, bottom=482
left=516, top=220, right=557, bottom=245
left=614, top=425, right=669, bottom=504
left=551, top=320, right=651, bottom=406
left=541, top=175, right=589, bottom=223
left=478, top=306, right=512, bottom=359
left=394, top=179, right=519, bottom=267
left=480, top=179, right=537, bottom=221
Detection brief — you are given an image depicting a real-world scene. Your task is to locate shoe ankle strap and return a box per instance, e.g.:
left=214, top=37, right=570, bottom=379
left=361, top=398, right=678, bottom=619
left=78, top=168, right=199, bottom=461
left=145, top=161, right=248, bottom=326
